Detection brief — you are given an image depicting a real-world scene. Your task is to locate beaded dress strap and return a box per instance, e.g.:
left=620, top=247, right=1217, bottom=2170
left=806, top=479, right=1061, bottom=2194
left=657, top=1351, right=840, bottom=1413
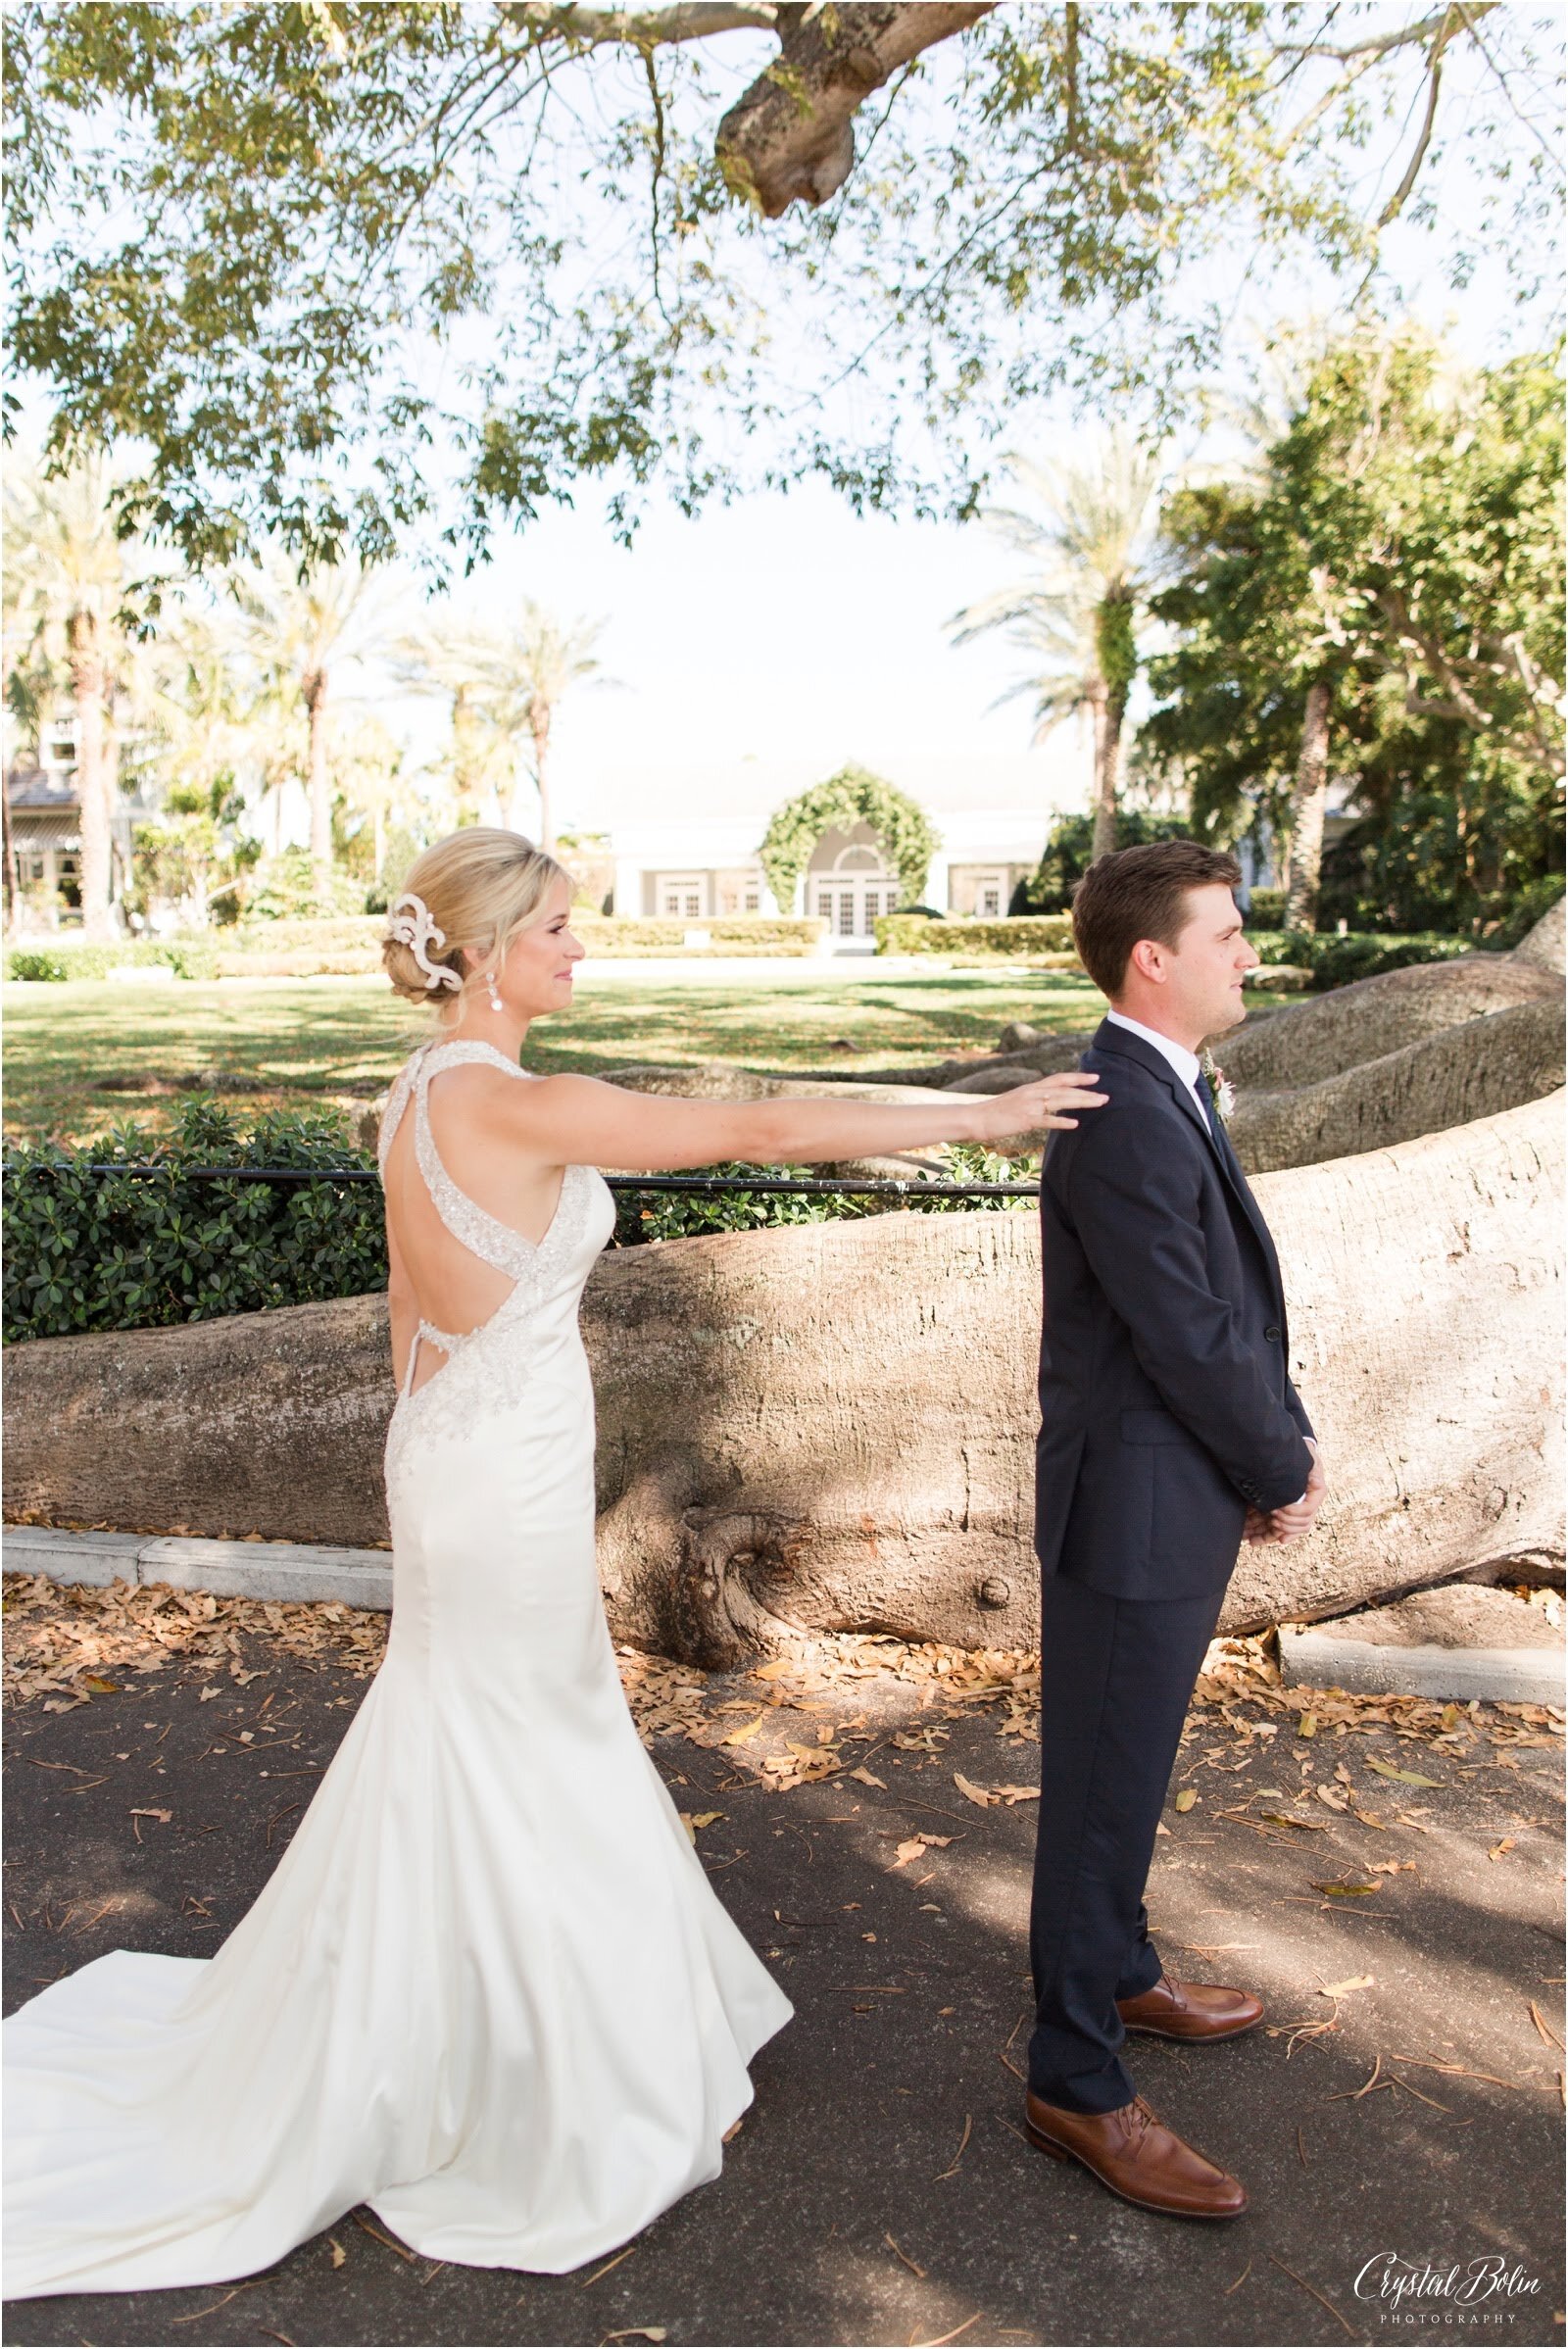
left=411, top=1043, right=542, bottom=1281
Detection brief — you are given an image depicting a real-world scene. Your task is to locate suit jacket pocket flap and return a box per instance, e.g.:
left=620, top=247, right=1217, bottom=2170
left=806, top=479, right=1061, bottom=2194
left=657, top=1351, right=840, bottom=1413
left=1119, top=1407, right=1193, bottom=1447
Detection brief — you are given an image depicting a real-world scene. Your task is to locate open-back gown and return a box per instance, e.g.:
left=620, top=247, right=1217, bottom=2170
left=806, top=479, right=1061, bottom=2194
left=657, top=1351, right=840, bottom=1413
left=4, top=1038, right=792, bottom=2298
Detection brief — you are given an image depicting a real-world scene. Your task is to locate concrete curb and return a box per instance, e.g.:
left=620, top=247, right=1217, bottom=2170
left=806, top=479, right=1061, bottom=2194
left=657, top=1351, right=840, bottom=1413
left=7, top=1527, right=1564, bottom=1704
left=1280, top=1621, right=1564, bottom=1705
left=2, top=1525, right=393, bottom=1612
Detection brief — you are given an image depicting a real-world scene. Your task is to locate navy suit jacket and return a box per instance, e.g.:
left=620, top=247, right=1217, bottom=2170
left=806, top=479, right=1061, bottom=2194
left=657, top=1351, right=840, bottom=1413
left=1034, top=1017, right=1314, bottom=1603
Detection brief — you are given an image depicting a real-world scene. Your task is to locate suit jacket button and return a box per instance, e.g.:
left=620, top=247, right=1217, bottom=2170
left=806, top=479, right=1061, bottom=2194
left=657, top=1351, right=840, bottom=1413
left=1264, top=1323, right=1282, bottom=1343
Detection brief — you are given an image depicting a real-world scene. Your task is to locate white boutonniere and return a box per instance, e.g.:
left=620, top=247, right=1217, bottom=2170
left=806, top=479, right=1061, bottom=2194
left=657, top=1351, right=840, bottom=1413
left=1200, top=1048, right=1236, bottom=1125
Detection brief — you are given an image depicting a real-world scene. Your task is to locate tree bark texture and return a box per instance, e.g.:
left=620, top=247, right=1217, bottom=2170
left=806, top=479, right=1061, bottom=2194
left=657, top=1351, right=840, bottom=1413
left=304, top=666, right=331, bottom=893
left=1285, top=677, right=1331, bottom=934
left=68, top=608, right=114, bottom=942
left=1217, top=954, right=1560, bottom=1093
left=528, top=698, right=553, bottom=849
left=716, top=3, right=996, bottom=216
left=1513, top=892, right=1566, bottom=974
left=6, top=1096, right=1560, bottom=1662
left=1086, top=676, right=1116, bottom=865
left=1227, top=1001, right=1564, bottom=1174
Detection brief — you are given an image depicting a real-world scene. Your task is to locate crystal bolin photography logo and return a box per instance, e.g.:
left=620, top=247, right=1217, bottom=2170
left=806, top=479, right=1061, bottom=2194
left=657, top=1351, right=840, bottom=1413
left=1354, top=2250, right=1544, bottom=2325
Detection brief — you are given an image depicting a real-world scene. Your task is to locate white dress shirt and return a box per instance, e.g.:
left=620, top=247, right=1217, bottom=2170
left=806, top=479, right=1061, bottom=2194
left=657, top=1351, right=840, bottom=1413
left=1104, top=1008, right=1203, bottom=1095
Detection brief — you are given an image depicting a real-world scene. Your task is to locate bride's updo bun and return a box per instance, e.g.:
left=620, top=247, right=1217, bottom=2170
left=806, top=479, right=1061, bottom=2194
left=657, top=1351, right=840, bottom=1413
left=382, top=828, right=570, bottom=1009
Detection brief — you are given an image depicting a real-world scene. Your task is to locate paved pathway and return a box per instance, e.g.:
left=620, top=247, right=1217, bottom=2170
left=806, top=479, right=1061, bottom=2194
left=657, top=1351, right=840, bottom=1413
left=3, top=1629, right=1562, bottom=2347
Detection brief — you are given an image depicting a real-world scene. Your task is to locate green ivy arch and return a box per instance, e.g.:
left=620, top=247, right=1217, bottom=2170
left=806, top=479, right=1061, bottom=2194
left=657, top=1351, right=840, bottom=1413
left=759, top=765, right=940, bottom=914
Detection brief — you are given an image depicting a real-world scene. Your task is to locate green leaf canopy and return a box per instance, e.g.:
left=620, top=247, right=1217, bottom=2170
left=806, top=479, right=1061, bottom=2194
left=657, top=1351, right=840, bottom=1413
left=760, top=766, right=940, bottom=913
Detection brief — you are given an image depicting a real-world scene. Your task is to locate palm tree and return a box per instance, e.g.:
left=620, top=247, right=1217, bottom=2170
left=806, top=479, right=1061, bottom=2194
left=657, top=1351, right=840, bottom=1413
left=952, top=434, right=1166, bottom=863
left=3, top=449, right=158, bottom=938
left=229, top=548, right=374, bottom=897
left=395, top=602, right=608, bottom=850
left=478, top=602, right=607, bottom=851
left=389, top=624, right=506, bottom=827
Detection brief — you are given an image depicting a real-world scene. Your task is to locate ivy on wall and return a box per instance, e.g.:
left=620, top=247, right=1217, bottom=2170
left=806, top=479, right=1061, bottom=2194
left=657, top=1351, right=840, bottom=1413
left=759, top=765, right=941, bottom=914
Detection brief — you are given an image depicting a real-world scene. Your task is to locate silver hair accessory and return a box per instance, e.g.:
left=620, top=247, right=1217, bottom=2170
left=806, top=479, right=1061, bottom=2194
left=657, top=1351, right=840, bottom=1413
left=385, top=892, right=463, bottom=993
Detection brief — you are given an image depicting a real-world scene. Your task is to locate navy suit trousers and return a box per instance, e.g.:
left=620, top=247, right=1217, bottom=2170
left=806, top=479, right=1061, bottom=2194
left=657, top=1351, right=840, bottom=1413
left=1026, top=1571, right=1227, bottom=2114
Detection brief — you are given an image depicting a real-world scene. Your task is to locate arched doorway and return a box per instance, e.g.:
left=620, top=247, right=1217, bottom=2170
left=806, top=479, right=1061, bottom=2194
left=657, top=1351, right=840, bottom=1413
left=806, top=823, right=899, bottom=943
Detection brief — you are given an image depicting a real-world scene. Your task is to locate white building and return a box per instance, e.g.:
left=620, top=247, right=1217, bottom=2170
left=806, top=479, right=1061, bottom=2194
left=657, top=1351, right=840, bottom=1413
left=601, top=749, right=1091, bottom=947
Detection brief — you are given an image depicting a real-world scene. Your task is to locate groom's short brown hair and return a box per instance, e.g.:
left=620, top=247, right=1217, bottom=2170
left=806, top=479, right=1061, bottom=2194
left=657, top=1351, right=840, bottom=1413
left=1072, top=840, right=1244, bottom=998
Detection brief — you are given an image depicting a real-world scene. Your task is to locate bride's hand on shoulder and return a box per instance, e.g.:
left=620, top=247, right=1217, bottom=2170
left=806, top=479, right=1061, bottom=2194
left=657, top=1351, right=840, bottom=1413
left=963, top=1070, right=1108, bottom=1147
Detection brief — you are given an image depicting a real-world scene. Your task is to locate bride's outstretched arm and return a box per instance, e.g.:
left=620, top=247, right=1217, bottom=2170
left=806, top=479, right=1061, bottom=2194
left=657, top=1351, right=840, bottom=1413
left=498, top=1068, right=1107, bottom=1173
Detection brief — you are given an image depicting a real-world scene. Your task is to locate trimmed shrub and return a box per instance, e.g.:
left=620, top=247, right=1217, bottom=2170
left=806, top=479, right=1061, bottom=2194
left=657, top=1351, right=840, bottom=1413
left=231, top=916, right=386, bottom=952
left=875, top=913, right=1078, bottom=957
left=3, top=1100, right=386, bottom=1344
left=1242, top=889, right=1287, bottom=928
left=3, top=1112, right=1037, bottom=1344
left=1247, top=930, right=1474, bottom=989
left=6, top=938, right=220, bottom=983
left=619, top=1143, right=1036, bottom=1246
left=572, top=917, right=826, bottom=957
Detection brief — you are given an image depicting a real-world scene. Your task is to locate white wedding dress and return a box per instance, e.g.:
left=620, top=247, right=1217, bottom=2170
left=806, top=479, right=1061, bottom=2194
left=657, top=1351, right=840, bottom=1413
left=3, top=1038, right=792, bottom=2299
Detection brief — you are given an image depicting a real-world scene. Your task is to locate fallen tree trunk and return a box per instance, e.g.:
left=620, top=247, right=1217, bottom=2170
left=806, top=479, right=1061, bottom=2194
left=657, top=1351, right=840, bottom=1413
left=6, top=1096, right=1560, bottom=1662
left=1229, top=999, right=1565, bottom=1174
left=1218, top=954, right=1559, bottom=1091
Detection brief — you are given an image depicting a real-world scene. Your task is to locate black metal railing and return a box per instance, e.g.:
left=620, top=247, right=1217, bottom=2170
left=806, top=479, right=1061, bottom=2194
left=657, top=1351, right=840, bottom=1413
left=11, top=1164, right=1039, bottom=1200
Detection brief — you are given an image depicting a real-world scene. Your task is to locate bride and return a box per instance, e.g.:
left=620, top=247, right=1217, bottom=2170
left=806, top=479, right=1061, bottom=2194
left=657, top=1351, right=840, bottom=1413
left=4, top=828, right=1103, bottom=2299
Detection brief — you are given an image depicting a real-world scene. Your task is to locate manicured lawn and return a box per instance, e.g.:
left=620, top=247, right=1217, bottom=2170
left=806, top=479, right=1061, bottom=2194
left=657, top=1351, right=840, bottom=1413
left=3, top=968, right=1113, bottom=1143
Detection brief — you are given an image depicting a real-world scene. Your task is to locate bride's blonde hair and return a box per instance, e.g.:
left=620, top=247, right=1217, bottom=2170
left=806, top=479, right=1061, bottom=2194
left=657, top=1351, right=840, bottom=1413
left=382, top=828, right=570, bottom=1009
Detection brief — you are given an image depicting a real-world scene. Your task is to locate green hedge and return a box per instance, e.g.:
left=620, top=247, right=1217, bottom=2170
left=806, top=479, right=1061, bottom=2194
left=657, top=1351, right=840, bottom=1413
left=1243, top=889, right=1287, bottom=928
left=7, top=938, right=220, bottom=983
left=626, top=1143, right=1036, bottom=1244
left=3, top=1100, right=387, bottom=1344
left=3, top=1109, right=1037, bottom=1345
left=875, top=914, right=1078, bottom=957
left=1247, top=930, right=1474, bottom=989
left=231, top=916, right=385, bottom=952
left=572, top=917, right=825, bottom=956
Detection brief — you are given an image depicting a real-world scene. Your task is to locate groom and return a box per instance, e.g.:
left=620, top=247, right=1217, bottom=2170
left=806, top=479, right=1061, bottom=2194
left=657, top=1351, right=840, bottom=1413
left=1024, top=841, right=1326, bottom=2219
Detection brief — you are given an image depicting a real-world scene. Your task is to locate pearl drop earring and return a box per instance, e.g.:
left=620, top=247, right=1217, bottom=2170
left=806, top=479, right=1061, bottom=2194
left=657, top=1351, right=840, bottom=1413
left=485, top=968, right=504, bottom=1013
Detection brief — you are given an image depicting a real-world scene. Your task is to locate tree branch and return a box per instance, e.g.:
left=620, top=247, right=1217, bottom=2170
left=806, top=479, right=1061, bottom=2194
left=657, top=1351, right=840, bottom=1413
left=1271, top=2, right=1496, bottom=64
left=1377, top=587, right=1567, bottom=776
left=1375, top=8, right=1454, bottom=227
left=715, top=2, right=996, bottom=217
left=497, top=3, right=781, bottom=48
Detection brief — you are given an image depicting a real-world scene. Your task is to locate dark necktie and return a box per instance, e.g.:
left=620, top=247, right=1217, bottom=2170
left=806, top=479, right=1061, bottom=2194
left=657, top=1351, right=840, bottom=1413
left=1192, top=1073, right=1220, bottom=1145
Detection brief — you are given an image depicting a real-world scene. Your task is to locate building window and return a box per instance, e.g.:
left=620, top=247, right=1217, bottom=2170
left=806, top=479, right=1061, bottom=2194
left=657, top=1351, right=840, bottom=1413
left=743, top=887, right=760, bottom=914
left=658, top=875, right=706, bottom=919
left=966, top=869, right=1008, bottom=919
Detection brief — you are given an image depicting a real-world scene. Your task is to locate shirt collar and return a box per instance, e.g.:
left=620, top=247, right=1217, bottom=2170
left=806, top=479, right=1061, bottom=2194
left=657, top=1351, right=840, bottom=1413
left=1104, top=1008, right=1204, bottom=1095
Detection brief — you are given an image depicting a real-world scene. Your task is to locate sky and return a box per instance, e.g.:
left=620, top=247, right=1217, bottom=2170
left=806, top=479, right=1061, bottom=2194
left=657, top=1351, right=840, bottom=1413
left=18, top=15, right=1557, bottom=849
left=339, top=479, right=1099, bottom=836
left=333, top=109, right=1551, bottom=844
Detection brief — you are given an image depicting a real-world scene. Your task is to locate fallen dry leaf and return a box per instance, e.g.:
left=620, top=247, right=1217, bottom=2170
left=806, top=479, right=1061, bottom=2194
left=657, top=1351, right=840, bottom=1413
left=1174, top=1787, right=1199, bottom=1813
left=1488, top=1837, right=1517, bottom=1861
left=890, top=1833, right=953, bottom=1869
left=1366, top=1758, right=1443, bottom=1787
left=848, top=1765, right=887, bottom=1789
left=719, top=1713, right=765, bottom=1746
left=1318, top=1975, right=1375, bottom=1999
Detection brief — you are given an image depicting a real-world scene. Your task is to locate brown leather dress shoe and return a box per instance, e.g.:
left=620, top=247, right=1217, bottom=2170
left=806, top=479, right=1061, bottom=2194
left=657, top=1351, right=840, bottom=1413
left=1116, top=1972, right=1264, bottom=2041
left=1023, top=2090, right=1248, bottom=2219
